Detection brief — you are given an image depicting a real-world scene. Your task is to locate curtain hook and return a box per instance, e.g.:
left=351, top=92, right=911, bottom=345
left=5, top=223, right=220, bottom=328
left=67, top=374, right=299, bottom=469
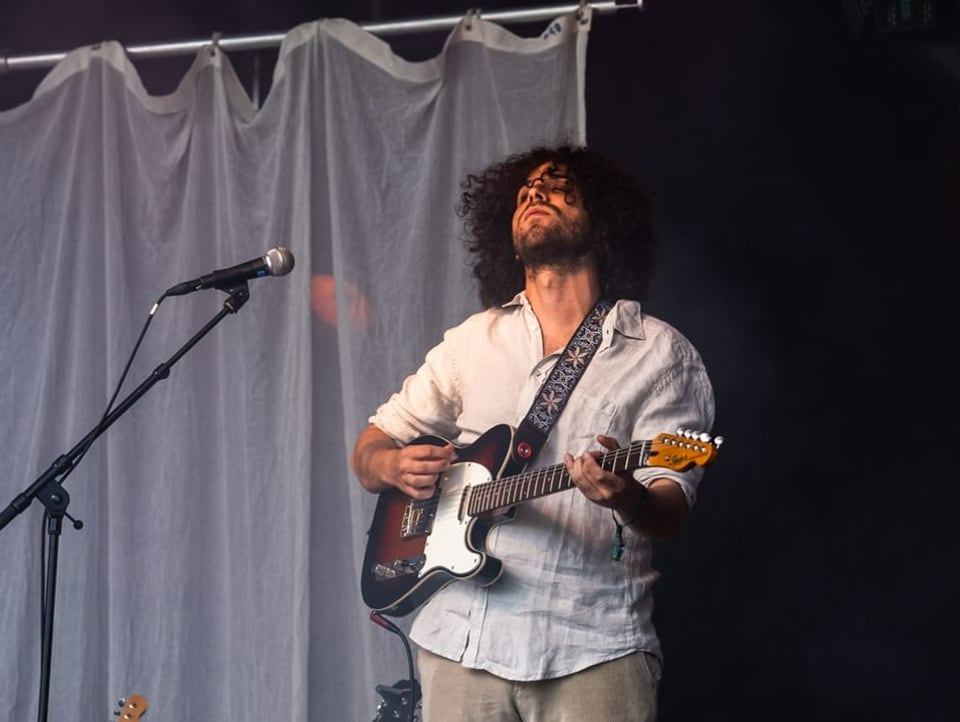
left=210, top=31, right=222, bottom=57
left=465, top=8, right=482, bottom=31
left=577, top=1, right=588, bottom=21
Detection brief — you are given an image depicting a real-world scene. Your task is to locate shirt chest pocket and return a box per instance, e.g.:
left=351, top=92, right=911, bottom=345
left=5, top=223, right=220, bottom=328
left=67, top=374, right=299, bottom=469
left=553, top=394, right=622, bottom=456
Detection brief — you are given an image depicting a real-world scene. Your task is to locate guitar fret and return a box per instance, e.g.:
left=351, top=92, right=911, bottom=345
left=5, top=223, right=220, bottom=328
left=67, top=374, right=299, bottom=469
left=539, top=468, right=548, bottom=495
left=549, top=466, right=565, bottom=493
left=612, top=450, right=625, bottom=474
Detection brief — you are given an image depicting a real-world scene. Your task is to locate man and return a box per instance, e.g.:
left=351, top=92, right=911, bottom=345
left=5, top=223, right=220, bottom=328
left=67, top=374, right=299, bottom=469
left=352, top=145, right=715, bottom=721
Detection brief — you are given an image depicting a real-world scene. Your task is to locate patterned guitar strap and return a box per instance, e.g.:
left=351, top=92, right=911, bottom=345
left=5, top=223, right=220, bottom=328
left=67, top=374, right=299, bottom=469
left=507, top=298, right=613, bottom=473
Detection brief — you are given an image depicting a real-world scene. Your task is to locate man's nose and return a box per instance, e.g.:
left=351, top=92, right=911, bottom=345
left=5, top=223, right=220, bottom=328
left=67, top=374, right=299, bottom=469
left=528, top=181, right=547, bottom=202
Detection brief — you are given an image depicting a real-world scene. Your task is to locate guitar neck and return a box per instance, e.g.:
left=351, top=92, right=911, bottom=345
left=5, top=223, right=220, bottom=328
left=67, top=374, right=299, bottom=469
left=465, top=440, right=652, bottom=515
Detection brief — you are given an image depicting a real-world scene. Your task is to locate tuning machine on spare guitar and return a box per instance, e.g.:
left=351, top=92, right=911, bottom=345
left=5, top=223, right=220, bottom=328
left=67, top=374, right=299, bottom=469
left=113, top=694, right=147, bottom=721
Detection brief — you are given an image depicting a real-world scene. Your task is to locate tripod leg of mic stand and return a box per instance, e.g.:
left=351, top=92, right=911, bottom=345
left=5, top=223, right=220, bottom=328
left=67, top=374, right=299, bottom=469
left=35, top=481, right=70, bottom=722
left=38, top=513, right=63, bottom=722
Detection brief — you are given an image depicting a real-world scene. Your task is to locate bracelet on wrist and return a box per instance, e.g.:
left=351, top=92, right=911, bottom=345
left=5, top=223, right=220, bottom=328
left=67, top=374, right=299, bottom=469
left=610, top=485, right=649, bottom=562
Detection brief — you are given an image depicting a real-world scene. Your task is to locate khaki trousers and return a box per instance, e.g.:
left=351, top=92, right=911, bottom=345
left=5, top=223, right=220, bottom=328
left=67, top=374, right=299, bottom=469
left=417, top=648, right=661, bottom=722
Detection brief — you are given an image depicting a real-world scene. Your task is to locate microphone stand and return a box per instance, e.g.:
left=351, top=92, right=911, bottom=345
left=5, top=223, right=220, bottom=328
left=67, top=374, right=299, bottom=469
left=0, top=282, right=250, bottom=722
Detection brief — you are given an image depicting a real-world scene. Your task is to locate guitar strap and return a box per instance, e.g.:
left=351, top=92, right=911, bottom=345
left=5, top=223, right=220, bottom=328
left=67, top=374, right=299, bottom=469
left=508, top=298, right=613, bottom=470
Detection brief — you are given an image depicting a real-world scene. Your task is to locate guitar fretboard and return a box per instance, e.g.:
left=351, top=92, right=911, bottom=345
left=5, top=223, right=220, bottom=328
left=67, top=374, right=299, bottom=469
left=465, top=440, right=652, bottom=515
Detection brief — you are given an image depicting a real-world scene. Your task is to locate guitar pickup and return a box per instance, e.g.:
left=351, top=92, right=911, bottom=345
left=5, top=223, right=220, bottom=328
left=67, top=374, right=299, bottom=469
left=372, top=555, right=425, bottom=581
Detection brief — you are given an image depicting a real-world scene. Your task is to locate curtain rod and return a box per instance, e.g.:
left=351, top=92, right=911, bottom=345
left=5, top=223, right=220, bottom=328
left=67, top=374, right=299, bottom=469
left=1, top=1, right=641, bottom=74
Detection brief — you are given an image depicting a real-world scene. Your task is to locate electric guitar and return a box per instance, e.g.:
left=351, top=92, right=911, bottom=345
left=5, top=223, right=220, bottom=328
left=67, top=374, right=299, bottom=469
left=360, top=424, right=721, bottom=617
left=114, top=694, right=148, bottom=721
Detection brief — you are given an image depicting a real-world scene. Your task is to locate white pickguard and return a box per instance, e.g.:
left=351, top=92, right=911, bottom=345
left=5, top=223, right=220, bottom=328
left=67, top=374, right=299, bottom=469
left=420, top=461, right=492, bottom=577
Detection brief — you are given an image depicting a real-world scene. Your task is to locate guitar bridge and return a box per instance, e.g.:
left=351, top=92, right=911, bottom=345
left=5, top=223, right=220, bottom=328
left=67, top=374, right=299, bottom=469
left=372, top=555, right=425, bottom=581
left=401, top=499, right=436, bottom=537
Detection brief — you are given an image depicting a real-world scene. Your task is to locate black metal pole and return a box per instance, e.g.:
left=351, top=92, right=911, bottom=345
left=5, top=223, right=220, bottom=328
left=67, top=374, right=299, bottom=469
left=0, top=283, right=249, bottom=722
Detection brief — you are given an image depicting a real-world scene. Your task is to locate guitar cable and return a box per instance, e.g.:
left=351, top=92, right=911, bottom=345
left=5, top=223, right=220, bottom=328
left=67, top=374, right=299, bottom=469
left=369, top=611, right=420, bottom=722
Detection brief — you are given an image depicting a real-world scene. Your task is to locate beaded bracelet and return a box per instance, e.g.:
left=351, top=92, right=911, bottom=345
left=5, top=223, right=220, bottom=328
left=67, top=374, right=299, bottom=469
left=610, top=508, right=641, bottom=562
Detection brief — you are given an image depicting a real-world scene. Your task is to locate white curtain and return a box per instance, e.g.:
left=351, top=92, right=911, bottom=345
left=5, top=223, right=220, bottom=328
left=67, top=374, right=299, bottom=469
left=0, top=10, right=588, bottom=722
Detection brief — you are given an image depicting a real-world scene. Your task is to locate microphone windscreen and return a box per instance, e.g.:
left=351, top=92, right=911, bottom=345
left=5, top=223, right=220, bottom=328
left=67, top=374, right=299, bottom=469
left=265, top=247, right=295, bottom=277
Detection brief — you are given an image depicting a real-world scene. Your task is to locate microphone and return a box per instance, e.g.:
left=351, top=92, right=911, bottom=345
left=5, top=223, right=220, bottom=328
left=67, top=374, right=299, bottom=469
left=165, top=247, right=295, bottom=296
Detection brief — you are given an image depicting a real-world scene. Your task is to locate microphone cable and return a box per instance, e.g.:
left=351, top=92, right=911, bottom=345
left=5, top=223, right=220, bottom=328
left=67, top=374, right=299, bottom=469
left=38, top=292, right=167, bottom=626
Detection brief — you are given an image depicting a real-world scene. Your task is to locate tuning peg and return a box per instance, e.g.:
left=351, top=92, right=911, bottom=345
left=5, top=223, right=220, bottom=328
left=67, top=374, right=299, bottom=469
left=675, top=428, right=721, bottom=445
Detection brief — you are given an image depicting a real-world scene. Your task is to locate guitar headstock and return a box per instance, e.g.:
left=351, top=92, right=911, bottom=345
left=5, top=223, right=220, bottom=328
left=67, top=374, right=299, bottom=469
left=648, top=428, right=723, bottom=471
left=114, top=694, right=147, bottom=721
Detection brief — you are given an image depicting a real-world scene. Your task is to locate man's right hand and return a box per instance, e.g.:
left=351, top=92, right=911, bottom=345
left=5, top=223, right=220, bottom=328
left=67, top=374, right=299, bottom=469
left=351, top=424, right=456, bottom=498
left=388, top=441, right=457, bottom=499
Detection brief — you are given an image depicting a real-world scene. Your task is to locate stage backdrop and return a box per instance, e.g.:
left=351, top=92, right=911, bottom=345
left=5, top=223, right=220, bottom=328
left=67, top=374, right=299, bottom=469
left=0, top=10, right=587, bottom=721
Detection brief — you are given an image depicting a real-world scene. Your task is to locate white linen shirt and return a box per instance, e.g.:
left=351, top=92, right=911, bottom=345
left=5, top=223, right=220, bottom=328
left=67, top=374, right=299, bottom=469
left=369, top=292, right=715, bottom=681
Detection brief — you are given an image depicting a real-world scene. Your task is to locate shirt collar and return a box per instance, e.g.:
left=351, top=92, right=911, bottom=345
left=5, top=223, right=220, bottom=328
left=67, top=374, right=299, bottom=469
left=611, top=299, right=645, bottom=341
left=502, top=291, right=526, bottom=308
left=502, top=291, right=646, bottom=342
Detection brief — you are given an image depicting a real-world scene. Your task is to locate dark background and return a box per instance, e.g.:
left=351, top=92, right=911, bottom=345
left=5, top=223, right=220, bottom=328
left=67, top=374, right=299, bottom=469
left=2, top=1, right=958, bottom=720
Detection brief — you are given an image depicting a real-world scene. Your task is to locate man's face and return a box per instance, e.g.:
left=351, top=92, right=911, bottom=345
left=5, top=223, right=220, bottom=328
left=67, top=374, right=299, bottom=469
left=511, top=161, right=591, bottom=270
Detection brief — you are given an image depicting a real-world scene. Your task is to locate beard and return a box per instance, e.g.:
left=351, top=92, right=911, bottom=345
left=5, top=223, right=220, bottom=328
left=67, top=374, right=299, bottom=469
left=514, top=215, right=593, bottom=272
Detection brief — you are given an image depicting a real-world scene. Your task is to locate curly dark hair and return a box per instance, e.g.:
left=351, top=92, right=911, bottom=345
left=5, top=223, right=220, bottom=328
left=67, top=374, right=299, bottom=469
left=457, top=145, right=655, bottom=308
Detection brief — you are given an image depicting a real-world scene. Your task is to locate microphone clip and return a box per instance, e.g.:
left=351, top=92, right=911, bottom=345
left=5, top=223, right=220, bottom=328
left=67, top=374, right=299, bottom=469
left=220, top=281, right=250, bottom=313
